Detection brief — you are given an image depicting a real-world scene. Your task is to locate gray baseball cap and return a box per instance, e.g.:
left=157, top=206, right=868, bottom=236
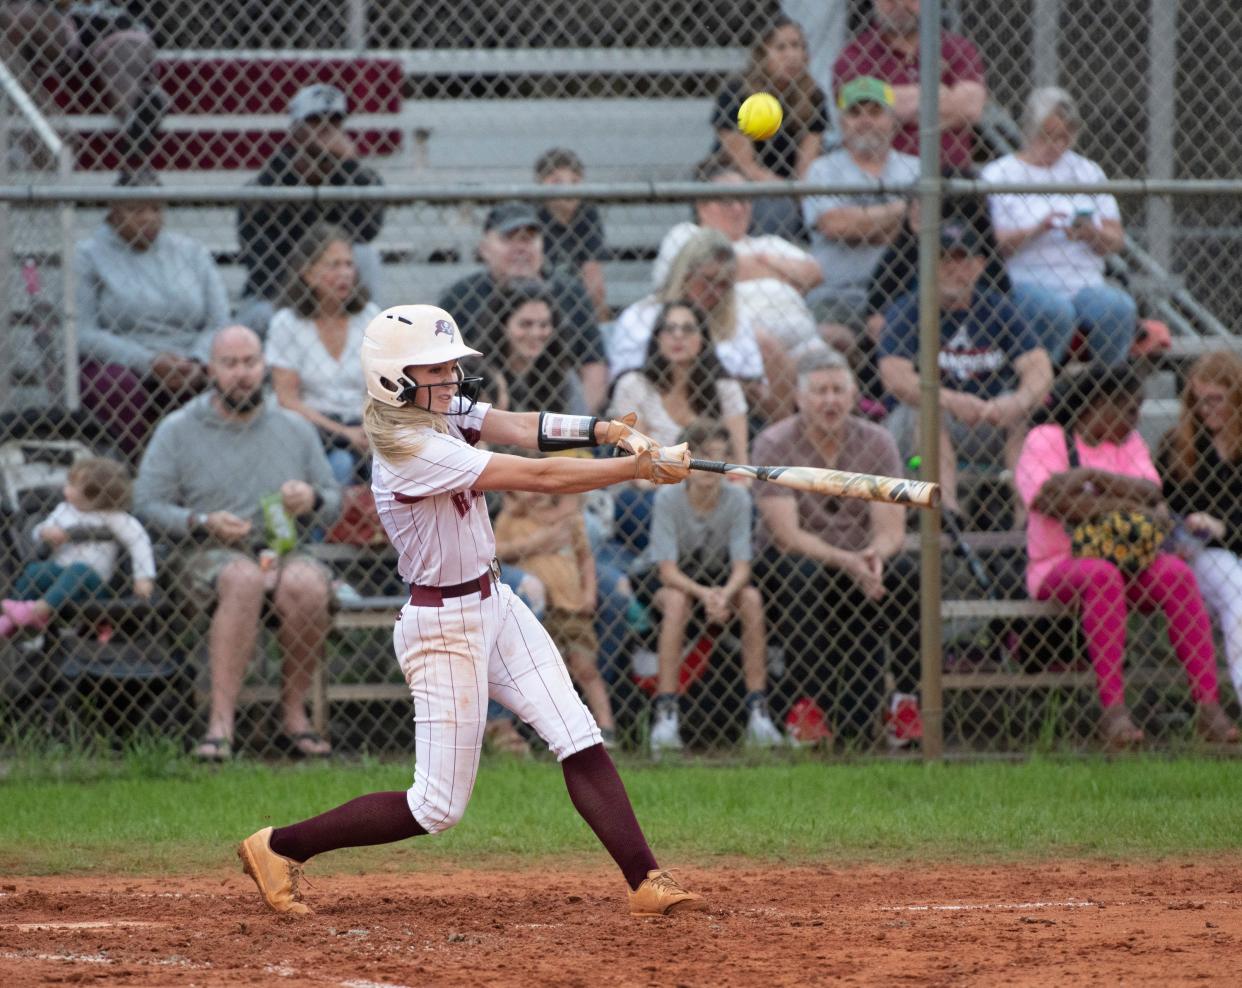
left=289, top=84, right=348, bottom=124
left=484, top=202, right=542, bottom=236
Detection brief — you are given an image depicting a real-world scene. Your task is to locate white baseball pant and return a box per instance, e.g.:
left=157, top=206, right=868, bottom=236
left=394, top=579, right=602, bottom=834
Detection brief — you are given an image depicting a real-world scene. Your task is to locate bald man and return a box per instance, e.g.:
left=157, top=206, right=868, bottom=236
left=134, top=326, right=342, bottom=761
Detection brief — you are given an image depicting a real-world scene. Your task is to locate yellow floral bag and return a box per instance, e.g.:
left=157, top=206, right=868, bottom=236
left=1063, top=429, right=1169, bottom=572
left=1070, top=510, right=1168, bottom=571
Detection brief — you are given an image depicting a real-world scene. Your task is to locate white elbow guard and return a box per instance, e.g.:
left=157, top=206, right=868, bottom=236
left=537, top=412, right=599, bottom=452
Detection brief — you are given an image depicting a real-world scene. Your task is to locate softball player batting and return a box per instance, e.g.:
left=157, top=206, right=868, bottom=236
left=238, top=304, right=706, bottom=918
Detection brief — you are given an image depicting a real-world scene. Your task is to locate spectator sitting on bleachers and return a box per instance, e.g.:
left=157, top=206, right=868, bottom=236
left=438, top=201, right=606, bottom=414
left=478, top=279, right=582, bottom=415
left=265, top=223, right=379, bottom=486
left=494, top=476, right=617, bottom=748
left=236, top=84, right=385, bottom=336
left=638, top=418, right=782, bottom=753
left=710, top=15, right=829, bottom=240
left=878, top=222, right=1053, bottom=519
left=866, top=166, right=1010, bottom=340
left=1, top=1, right=165, bottom=161
left=608, top=300, right=748, bottom=467
left=0, top=457, right=154, bottom=637
left=609, top=229, right=766, bottom=415
left=982, top=87, right=1136, bottom=367
left=534, top=147, right=610, bottom=322
left=802, top=77, right=919, bottom=323
left=76, top=168, right=228, bottom=459
left=833, top=0, right=986, bottom=170
left=134, top=325, right=341, bottom=762
left=1014, top=364, right=1239, bottom=747
left=752, top=346, right=919, bottom=747
left=1157, top=351, right=1242, bottom=708
left=655, top=156, right=822, bottom=419
left=857, top=166, right=1010, bottom=410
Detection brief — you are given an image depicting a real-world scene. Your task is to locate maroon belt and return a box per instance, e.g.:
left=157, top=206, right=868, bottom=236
left=408, top=570, right=494, bottom=608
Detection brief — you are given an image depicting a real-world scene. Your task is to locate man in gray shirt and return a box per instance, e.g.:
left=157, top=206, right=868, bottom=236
left=135, top=326, right=341, bottom=761
left=801, top=77, right=919, bottom=318
left=640, top=420, right=782, bottom=754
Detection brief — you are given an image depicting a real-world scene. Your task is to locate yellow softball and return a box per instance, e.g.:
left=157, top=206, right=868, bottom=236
left=737, top=92, right=783, bottom=141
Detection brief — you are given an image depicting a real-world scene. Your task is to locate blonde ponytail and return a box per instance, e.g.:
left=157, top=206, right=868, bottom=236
left=362, top=396, right=448, bottom=463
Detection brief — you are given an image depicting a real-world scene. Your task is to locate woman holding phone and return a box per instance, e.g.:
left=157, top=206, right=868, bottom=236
left=981, top=87, right=1136, bottom=367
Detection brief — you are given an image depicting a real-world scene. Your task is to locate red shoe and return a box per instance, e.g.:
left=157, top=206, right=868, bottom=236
left=884, top=693, right=923, bottom=749
left=784, top=698, right=834, bottom=747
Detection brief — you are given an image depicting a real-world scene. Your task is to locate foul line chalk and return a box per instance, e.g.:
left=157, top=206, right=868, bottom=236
left=879, top=900, right=1097, bottom=913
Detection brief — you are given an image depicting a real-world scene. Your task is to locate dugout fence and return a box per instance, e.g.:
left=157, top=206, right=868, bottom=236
left=1, top=0, right=1241, bottom=762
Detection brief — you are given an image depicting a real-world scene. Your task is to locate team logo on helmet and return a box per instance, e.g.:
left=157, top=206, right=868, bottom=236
left=434, top=319, right=455, bottom=339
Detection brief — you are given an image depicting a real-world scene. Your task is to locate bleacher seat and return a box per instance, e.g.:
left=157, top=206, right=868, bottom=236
left=41, top=54, right=405, bottom=171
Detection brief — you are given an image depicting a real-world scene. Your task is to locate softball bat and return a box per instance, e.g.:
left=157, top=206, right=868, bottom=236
left=689, top=459, right=941, bottom=509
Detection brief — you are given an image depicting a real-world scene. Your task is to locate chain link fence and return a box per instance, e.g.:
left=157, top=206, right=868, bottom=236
left=1, top=1, right=1241, bottom=762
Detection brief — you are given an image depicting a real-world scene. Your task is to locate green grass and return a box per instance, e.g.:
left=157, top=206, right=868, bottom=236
left=3, top=750, right=1242, bottom=874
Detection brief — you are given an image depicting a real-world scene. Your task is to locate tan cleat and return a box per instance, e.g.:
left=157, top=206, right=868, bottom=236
left=238, top=827, right=313, bottom=916
left=628, top=869, right=707, bottom=917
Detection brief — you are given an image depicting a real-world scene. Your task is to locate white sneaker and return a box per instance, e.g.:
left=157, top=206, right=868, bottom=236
left=746, top=708, right=784, bottom=748
left=650, top=707, right=683, bottom=752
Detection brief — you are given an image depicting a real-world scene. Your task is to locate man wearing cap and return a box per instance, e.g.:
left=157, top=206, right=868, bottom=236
left=236, top=83, right=385, bottom=335
left=877, top=222, right=1053, bottom=517
left=437, top=201, right=606, bottom=413
left=801, top=77, right=919, bottom=321
left=833, top=0, right=986, bottom=169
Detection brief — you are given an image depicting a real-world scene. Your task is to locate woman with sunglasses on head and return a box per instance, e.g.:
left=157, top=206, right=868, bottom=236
left=1157, top=351, right=1242, bottom=709
left=237, top=304, right=704, bottom=920
left=608, top=299, right=749, bottom=468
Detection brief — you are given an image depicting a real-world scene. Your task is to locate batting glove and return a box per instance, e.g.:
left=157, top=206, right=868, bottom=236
left=634, top=443, right=691, bottom=484
left=602, top=412, right=660, bottom=456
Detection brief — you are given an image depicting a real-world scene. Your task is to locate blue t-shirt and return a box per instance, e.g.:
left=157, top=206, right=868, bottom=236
left=878, top=289, right=1040, bottom=400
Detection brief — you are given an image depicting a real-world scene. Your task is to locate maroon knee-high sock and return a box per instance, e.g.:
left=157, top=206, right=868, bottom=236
left=562, top=744, right=659, bottom=890
left=268, top=791, right=426, bottom=863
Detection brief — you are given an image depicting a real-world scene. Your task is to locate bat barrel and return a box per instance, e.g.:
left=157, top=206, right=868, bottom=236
left=688, top=459, right=940, bottom=509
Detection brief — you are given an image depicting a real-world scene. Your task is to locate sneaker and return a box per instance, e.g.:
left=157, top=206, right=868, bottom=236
left=884, top=693, right=923, bottom=750
left=237, top=827, right=313, bottom=916
left=650, top=706, right=683, bottom=752
left=745, top=707, right=784, bottom=748
left=784, top=697, right=833, bottom=748
left=628, top=869, right=707, bottom=917
left=2, top=600, right=50, bottom=632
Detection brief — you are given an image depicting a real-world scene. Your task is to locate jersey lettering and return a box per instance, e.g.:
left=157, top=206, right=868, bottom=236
left=450, top=489, right=481, bottom=518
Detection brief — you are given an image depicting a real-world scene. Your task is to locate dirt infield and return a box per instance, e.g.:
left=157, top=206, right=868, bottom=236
left=1, top=857, right=1239, bottom=986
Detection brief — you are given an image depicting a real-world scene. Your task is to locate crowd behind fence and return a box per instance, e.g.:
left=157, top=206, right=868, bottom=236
left=1, top=0, right=1241, bottom=761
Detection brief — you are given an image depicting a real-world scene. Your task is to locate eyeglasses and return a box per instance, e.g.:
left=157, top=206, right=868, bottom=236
left=1194, top=393, right=1227, bottom=408
left=658, top=321, right=699, bottom=337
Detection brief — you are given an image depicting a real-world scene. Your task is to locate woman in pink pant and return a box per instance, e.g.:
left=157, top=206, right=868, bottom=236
left=1014, top=364, right=1239, bottom=747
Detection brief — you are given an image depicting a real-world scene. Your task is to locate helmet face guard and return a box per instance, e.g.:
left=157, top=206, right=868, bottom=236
left=395, top=366, right=484, bottom=415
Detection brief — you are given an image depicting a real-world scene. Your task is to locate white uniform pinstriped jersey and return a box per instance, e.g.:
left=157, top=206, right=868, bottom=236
left=374, top=397, right=601, bottom=832
left=371, top=398, right=495, bottom=587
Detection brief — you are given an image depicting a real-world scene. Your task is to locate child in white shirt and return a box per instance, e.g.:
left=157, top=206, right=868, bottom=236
left=0, top=457, right=155, bottom=636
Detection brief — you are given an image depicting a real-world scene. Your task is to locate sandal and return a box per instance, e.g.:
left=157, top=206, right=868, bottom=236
left=1099, top=706, right=1144, bottom=749
left=276, top=731, right=332, bottom=759
left=1196, top=702, right=1240, bottom=744
left=193, top=736, right=233, bottom=762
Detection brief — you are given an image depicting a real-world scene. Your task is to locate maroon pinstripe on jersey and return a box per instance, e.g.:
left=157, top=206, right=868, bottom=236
left=371, top=398, right=496, bottom=587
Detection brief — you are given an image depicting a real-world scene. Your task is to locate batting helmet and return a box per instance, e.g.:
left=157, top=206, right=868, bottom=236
left=361, top=304, right=482, bottom=408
